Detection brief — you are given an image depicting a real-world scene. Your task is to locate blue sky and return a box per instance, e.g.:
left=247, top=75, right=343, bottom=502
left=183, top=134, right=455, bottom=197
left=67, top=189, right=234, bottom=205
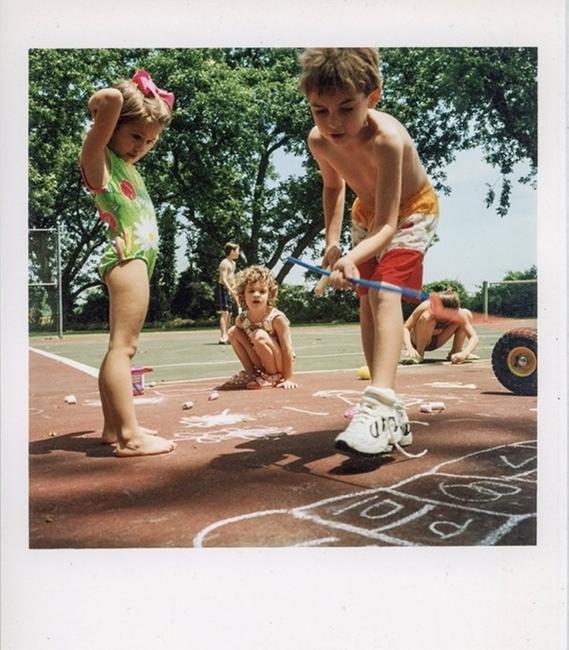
left=271, top=146, right=536, bottom=294
left=176, top=145, right=536, bottom=295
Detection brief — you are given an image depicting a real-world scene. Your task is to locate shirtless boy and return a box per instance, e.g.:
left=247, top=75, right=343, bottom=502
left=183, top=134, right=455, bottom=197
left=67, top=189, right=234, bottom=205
left=300, top=48, right=439, bottom=455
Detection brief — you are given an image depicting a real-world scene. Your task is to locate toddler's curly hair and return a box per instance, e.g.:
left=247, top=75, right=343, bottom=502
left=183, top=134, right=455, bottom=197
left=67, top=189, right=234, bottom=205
left=236, top=265, right=279, bottom=307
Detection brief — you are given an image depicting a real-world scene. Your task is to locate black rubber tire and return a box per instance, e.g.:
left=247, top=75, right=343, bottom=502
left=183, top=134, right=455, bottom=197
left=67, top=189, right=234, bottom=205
left=491, top=328, right=537, bottom=396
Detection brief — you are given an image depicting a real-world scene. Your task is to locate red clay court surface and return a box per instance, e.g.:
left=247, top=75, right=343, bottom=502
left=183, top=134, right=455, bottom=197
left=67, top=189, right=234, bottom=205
left=29, top=319, right=537, bottom=549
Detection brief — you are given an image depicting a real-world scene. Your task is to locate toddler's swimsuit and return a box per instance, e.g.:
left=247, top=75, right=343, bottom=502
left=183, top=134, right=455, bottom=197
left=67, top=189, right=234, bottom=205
left=238, top=307, right=289, bottom=342
left=81, top=148, right=159, bottom=280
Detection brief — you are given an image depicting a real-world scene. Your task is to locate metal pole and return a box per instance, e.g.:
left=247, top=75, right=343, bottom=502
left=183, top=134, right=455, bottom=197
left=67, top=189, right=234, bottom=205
left=483, top=281, right=488, bottom=322
left=56, top=223, right=63, bottom=338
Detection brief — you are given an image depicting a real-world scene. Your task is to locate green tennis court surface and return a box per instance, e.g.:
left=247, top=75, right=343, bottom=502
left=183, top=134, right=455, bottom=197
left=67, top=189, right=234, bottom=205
left=29, top=318, right=537, bottom=384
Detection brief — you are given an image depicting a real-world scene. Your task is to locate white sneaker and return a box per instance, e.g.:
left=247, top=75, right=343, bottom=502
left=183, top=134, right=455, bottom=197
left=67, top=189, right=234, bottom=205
left=334, top=387, right=409, bottom=455
left=395, top=401, right=413, bottom=447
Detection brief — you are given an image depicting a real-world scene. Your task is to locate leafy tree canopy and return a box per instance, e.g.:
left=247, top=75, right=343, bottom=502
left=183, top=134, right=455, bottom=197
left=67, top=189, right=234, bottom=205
left=28, top=47, right=536, bottom=323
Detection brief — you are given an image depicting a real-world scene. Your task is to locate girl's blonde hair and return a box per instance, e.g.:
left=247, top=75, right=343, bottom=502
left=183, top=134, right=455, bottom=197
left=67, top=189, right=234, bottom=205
left=299, top=48, right=383, bottom=96
left=439, top=289, right=461, bottom=309
left=236, top=265, right=279, bottom=307
left=114, top=79, right=173, bottom=128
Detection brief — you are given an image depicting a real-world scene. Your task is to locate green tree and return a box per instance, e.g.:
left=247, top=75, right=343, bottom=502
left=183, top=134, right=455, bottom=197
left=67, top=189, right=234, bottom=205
left=470, top=265, right=537, bottom=317
left=382, top=48, right=537, bottom=214
left=29, top=47, right=536, bottom=325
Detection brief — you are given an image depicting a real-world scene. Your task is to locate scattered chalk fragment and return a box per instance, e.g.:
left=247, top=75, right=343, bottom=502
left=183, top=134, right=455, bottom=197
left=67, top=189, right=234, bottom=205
left=208, top=391, right=219, bottom=401
left=64, top=395, right=77, bottom=404
left=343, top=405, right=357, bottom=419
left=420, top=401, right=446, bottom=413
left=182, top=400, right=194, bottom=410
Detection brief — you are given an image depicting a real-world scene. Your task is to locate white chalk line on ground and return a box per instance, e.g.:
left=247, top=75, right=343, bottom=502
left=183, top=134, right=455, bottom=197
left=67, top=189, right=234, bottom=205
left=282, top=406, right=329, bottom=416
left=292, top=537, right=340, bottom=547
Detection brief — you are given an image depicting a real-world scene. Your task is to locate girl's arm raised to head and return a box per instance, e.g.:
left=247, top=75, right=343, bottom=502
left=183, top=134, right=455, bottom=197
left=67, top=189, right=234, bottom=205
left=80, top=88, right=124, bottom=190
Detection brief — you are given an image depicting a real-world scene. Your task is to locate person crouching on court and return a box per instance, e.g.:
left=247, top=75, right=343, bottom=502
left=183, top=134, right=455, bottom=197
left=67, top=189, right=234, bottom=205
left=218, top=266, right=297, bottom=390
left=402, top=289, right=480, bottom=364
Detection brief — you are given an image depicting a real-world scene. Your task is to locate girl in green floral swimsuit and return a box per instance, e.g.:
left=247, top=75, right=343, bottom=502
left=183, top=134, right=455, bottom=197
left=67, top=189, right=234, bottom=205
left=80, top=69, right=175, bottom=457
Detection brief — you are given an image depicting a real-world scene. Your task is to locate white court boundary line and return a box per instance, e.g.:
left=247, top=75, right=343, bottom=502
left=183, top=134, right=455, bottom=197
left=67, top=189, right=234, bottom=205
left=29, top=346, right=99, bottom=378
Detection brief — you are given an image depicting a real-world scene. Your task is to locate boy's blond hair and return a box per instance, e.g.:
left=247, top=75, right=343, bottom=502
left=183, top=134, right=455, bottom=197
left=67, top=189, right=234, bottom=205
left=299, top=48, right=383, bottom=96
left=115, top=79, right=173, bottom=128
left=236, top=265, right=279, bottom=307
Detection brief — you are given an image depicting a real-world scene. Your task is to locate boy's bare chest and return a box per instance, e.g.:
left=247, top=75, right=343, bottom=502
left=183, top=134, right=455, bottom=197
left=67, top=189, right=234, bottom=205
left=328, top=146, right=377, bottom=200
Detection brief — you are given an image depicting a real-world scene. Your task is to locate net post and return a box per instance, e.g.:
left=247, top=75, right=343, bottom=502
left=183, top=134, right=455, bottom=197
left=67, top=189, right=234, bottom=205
left=483, top=281, right=489, bottom=322
left=56, top=223, right=63, bottom=338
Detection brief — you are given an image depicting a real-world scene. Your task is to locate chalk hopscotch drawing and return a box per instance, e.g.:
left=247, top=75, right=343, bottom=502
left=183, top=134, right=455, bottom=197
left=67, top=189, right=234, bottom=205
left=313, top=388, right=429, bottom=424
left=175, top=425, right=297, bottom=444
left=313, top=389, right=361, bottom=405
left=193, top=440, right=537, bottom=547
left=180, top=409, right=252, bottom=428
left=282, top=406, right=329, bottom=416
left=423, top=381, right=477, bottom=389
left=175, top=409, right=297, bottom=443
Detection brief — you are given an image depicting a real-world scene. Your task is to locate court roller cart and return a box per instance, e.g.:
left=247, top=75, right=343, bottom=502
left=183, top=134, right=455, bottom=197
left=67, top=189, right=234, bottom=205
left=491, top=327, right=537, bottom=396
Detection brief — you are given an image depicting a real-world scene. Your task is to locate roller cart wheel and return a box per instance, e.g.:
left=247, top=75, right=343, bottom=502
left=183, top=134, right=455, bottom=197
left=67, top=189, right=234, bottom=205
left=491, top=327, right=537, bottom=396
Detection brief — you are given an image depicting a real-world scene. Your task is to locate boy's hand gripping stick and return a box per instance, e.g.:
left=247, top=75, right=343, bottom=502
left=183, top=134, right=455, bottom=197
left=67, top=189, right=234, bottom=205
left=286, top=257, right=467, bottom=324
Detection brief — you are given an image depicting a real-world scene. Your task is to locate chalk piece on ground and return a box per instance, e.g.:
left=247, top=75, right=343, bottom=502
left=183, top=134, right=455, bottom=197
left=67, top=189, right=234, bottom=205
left=182, top=401, right=194, bottom=410
left=208, top=391, right=219, bottom=401
left=420, top=401, right=446, bottom=413
left=64, top=395, right=77, bottom=404
left=344, top=405, right=357, bottom=419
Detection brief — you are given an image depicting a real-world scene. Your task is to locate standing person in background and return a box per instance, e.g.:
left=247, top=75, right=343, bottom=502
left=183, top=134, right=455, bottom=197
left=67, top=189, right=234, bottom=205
left=215, top=241, right=240, bottom=344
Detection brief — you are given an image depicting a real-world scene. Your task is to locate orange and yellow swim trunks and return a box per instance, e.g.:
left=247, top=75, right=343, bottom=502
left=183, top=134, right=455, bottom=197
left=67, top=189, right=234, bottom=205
left=351, top=183, right=439, bottom=301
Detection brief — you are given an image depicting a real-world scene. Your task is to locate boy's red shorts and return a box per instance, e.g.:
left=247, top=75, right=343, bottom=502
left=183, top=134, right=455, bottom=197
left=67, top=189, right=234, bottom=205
left=356, top=248, right=424, bottom=303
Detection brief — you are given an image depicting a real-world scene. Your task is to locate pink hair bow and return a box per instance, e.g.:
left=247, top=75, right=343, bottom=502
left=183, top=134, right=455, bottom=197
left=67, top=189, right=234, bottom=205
left=131, top=69, right=175, bottom=109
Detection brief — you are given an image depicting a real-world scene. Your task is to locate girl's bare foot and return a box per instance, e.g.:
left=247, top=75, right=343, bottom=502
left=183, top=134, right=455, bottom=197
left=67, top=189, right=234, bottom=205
left=114, top=433, right=176, bottom=457
left=101, top=425, right=158, bottom=445
left=139, top=426, right=158, bottom=435
left=101, top=429, right=118, bottom=445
